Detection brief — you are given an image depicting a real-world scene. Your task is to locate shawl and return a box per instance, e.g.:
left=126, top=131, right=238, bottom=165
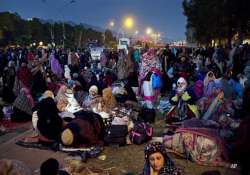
left=17, top=66, right=31, bottom=89
left=50, top=54, right=63, bottom=78
left=13, top=88, right=34, bottom=115
left=142, top=142, right=181, bottom=175
left=203, top=71, right=216, bottom=87
left=102, top=87, right=117, bottom=112
left=193, top=80, right=203, bottom=99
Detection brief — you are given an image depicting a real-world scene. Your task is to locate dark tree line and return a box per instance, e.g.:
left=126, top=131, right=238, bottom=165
left=183, top=0, right=250, bottom=46
left=0, top=12, right=116, bottom=48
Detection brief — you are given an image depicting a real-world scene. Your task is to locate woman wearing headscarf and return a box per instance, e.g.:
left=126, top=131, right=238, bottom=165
left=166, top=77, right=198, bottom=123
left=49, top=52, right=63, bottom=79
left=82, top=85, right=101, bottom=110
left=141, top=142, right=182, bottom=175
left=61, top=111, right=105, bottom=147
left=11, top=88, right=34, bottom=122
left=30, top=56, right=47, bottom=99
left=16, top=61, right=32, bottom=90
left=2, top=61, right=16, bottom=103
left=197, top=71, right=220, bottom=117
left=101, top=87, right=117, bottom=113
left=192, top=80, right=203, bottom=99
left=117, top=49, right=128, bottom=80
left=55, top=85, right=68, bottom=112
left=203, top=71, right=217, bottom=97
left=0, top=159, right=31, bottom=175
left=173, top=55, right=191, bottom=80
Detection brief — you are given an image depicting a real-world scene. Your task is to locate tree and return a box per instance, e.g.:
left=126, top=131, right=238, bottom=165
left=0, top=12, right=106, bottom=48
left=104, top=29, right=116, bottom=48
left=183, top=0, right=250, bottom=46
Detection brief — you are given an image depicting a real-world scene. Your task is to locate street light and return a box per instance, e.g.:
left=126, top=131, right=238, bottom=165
left=123, top=17, right=134, bottom=30
left=146, top=27, right=153, bottom=35
left=109, top=21, right=115, bottom=28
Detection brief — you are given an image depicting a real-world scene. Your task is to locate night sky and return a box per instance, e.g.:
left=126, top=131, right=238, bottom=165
left=0, top=0, right=187, bottom=41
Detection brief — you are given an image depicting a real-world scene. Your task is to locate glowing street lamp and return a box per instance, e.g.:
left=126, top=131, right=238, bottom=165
left=123, top=17, right=134, bottom=29
left=109, top=21, right=115, bottom=28
left=146, top=27, right=153, bottom=35
left=135, top=30, right=139, bottom=35
left=39, top=41, right=43, bottom=46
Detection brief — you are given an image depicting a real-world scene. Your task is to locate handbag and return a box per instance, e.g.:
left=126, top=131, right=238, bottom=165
left=130, top=122, right=153, bottom=145
left=104, top=125, right=128, bottom=146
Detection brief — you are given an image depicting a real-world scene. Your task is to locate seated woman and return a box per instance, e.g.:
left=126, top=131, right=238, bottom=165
left=55, top=85, right=82, bottom=114
left=30, top=97, right=64, bottom=144
left=166, top=77, right=199, bottom=123
left=192, top=80, right=203, bottom=100
left=55, top=85, right=68, bottom=112
left=82, top=85, right=102, bottom=110
left=199, top=88, right=234, bottom=122
left=61, top=111, right=105, bottom=147
left=101, top=87, right=117, bottom=113
left=11, top=88, right=34, bottom=122
left=141, top=142, right=181, bottom=175
left=72, top=81, right=87, bottom=106
left=203, top=71, right=217, bottom=97
left=40, top=158, right=70, bottom=175
left=0, top=159, right=31, bottom=175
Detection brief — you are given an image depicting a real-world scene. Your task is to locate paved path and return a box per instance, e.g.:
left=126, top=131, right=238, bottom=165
left=0, top=123, right=241, bottom=175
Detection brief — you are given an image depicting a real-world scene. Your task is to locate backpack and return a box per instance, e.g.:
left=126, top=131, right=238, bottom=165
left=152, top=73, right=162, bottom=89
left=104, top=125, right=128, bottom=146
left=130, top=122, right=153, bottom=145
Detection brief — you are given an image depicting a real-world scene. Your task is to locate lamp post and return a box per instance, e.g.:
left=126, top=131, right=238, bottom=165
left=116, top=17, right=134, bottom=39
left=58, top=0, right=76, bottom=48
left=104, top=20, right=115, bottom=45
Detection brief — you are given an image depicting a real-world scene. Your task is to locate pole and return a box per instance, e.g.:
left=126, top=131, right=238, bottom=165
left=57, top=0, right=76, bottom=49
left=63, top=22, right=65, bottom=49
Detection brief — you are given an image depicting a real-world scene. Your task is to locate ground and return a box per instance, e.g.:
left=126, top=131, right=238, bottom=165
left=0, top=120, right=240, bottom=175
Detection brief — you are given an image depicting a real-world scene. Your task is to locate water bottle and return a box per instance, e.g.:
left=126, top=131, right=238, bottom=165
left=172, top=83, right=176, bottom=91
left=3, top=106, right=12, bottom=121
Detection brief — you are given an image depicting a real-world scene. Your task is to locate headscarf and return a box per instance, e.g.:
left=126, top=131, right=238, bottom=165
left=55, top=85, right=68, bottom=111
left=13, top=88, right=34, bottom=115
left=89, top=85, right=98, bottom=98
left=143, top=142, right=181, bottom=175
left=193, top=80, right=203, bottom=99
left=82, top=85, right=100, bottom=109
left=50, top=54, right=63, bottom=78
left=0, top=159, right=32, bottom=175
left=102, top=87, right=117, bottom=112
left=203, top=71, right=216, bottom=87
left=176, top=77, right=187, bottom=93
left=37, top=97, right=63, bottom=141
left=203, top=71, right=216, bottom=97
left=39, top=90, right=55, bottom=101
left=17, top=62, right=31, bottom=89
left=64, top=65, right=71, bottom=80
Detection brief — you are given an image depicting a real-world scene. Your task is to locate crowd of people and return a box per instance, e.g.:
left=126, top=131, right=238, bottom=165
left=0, top=42, right=250, bottom=175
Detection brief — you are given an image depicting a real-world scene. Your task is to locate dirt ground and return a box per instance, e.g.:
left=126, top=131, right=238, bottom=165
left=0, top=119, right=240, bottom=175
